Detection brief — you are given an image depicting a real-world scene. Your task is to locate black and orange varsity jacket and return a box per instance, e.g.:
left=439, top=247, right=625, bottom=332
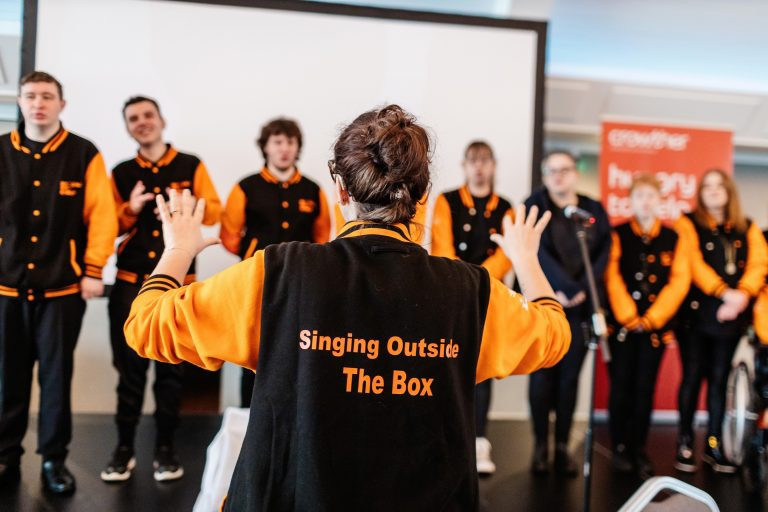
left=430, top=185, right=513, bottom=280
left=111, top=145, right=221, bottom=285
left=753, top=229, right=768, bottom=345
left=220, top=167, right=331, bottom=259
left=605, top=218, right=690, bottom=342
left=675, top=212, right=768, bottom=336
left=124, top=221, right=571, bottom=511
left=0, top=123, right=117, bottom=300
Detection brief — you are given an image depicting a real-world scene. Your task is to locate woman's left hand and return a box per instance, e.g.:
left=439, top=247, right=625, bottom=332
left=156, top=188, right=220, bottom=258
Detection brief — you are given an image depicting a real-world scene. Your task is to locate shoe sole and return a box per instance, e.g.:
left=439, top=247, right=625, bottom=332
left=153, top=467, right=184, bottom=482
left=674, top=461, right=697, bottom=473
left=702, top=455, right=738, bottom=474
left=100, top=457, right=136, bottom=482
left=477, top=462, right=496, bottom=475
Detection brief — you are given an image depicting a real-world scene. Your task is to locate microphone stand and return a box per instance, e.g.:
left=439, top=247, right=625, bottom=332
left=573, top=219, right=610, bottom=512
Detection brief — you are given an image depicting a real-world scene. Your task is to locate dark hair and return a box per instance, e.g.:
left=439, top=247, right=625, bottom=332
left=693, top=168, right=747, bottom=233
left=19, top=71, right=63, bottom=99
left=257, top=118, right=303, bottom=162
left=464, top=140, right=494, bottom=161
left=542, top=149, right=578, bottom=166
left=331, top=104, right=431, bottom=225
left=122, top=95, right=162, bottom=118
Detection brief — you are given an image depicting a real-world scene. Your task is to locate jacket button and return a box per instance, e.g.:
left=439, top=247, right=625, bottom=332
left=33, top=180, right=41, bottom=187
left=282, top=183, right=289, bottom=189
left=30, top=235, right=38, bottom=243
left=463, top=223, right=471, bottom=232
left=27, top=263, right=35, bottom=269
left=152, top=230, right=160, bottom=237
left=635, top=272, right=643, bottom=281
left=282, top=201, right=289, bottom=209
left=632, top=291, right=641, bottom=300
left=28, top=294, right=35, bottom=301
left=148, top=251, right=156, bottom=258
left=649, top=274, right=657, bottom=283
left=281, top=221, right=290, bottom=229
left=33, top=209, right=41, bottom=216
left=458, top=242, right=467, bottom=251
left=33, top=154, right=41, bottom=160
left=468, top=208, right=476, bottom=216
left=152, top=167, right=159, bottom=174
left=154, top=187, right=161, bottom=194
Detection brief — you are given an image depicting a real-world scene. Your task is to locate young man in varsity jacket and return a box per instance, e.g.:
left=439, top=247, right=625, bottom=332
left=524, top=150, right=612, bottom=476
left=0, top=72, right=117, bottom=494
left=604, top=174, right=690, bottom=477
left=101, top=96, right=221, bottom=483
left=430, top=141, right=513, bottom=474
left=220, top=117, right=331, bottom=407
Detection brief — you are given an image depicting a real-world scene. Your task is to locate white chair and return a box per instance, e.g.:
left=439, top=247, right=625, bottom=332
left=193, top=407, right=250, bottom=512
left=618, top=476, right=719, bottom=512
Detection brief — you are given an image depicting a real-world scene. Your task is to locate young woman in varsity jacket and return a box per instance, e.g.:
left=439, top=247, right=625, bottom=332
left=220, top=118, right=331, bottom=407
left=103, top=96, right=221, bottom=484
left=604, top=174, right=690, bottom=478
left=524, top=150, right=612, bottom=476
left=674, top=169, right=768, bottom=474
left=430, top=141, right=513, bottom=475
left=0, top=72, right=118, bottom=495
left=124, top=105, right=571, bottom=511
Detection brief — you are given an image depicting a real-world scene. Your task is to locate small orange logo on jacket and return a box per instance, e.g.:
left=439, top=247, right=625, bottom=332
left=298, top=199, right=316, bottom=213
left=59, top=181, right=83, bottom=196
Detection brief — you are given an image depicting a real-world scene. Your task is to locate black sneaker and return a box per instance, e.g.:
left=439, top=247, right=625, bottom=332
left=0, top=461, right=20, bottom=488
left=674, top=437, right=697, bottom=473
left=612, top=444, right=634, bottom=473
left=635, top=449, right=654, bottom=478
left=554, top=444, right=578, bottom=477
left=100, top=446, right=136, bottom=482
left=702, top=435, right=737, bottom=474
left=153, top=445, right=184, bottom=482
left=530, top=442, right=549, bottom=475
left=41, top=459, right=76, bottom=495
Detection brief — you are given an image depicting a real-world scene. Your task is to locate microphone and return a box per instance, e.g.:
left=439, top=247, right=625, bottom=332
left=564, top=205, right=596, bottom=224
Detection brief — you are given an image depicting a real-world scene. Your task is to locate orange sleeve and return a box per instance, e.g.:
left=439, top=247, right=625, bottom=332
left=604, top=231, right=641, bottom=329
left=430, top=194, right=457, bottom=258
left=124, top=251, right=265, bottom=371
left=480, top=208, right=513, bottom=280
left=82, top=152, right=118, bottom=279
left=220, top=183, right=246, bottom=256
left=192, top=161, right=222, bottom=226
left=642, top=236, right=691, bottom=330
left=755, top=286, right=768, bottom=345
left=675, top=215, right=728, bottom=298
left=312, top=189, right=331, bottom=243
left=111, top=178, right=138, bottom=235
left=737, top=223, right=768, bottom=296
left=476, top=277, right=570, bottom=382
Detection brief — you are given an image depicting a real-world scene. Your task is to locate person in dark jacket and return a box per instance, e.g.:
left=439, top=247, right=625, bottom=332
left=524, top=150, right=611, bottom=476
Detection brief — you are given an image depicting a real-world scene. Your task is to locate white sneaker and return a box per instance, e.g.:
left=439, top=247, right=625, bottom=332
left=476, top=437, right=496, bottom=475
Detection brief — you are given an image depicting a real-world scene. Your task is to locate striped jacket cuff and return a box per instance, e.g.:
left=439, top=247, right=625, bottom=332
left=531, top=296, right=565, bottom=312
left=139, top=274, right=182, bottom=295
left=84, top=264, right=103, bottom=279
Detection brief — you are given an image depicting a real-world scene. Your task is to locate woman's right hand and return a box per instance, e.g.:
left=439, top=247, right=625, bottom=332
left=491, top=204, right=551, bottom=270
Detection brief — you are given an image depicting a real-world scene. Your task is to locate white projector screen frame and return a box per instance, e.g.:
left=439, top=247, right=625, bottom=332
left=24, top=0, right=547, bottom=416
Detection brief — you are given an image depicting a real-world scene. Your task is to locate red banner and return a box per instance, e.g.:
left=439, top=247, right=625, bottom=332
left=595, top=120, right=733, bottom=411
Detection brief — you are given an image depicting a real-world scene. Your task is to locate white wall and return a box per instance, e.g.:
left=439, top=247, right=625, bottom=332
left=33, top=0, right=542, bottom=416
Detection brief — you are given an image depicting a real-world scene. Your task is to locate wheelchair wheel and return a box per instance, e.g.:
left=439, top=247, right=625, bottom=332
left=723, top=362, right=759, bottom=466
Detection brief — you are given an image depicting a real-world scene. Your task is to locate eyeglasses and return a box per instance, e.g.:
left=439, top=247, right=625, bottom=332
left=542, top=165, right=576, bottom=176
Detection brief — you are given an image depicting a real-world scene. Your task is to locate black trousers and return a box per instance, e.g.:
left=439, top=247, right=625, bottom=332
left=529, top=308, right=588, bottom=445
left=109, top=280, right=183, bottom=447
left=608, top=332, right=665, bottom=453
left=0, top=294, right=85, bottom=464
left=475, top=380, right=492, bottom=438
left=676, top=327, right=741, bottom=440
left=241, top=368, right=255, bottom=408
